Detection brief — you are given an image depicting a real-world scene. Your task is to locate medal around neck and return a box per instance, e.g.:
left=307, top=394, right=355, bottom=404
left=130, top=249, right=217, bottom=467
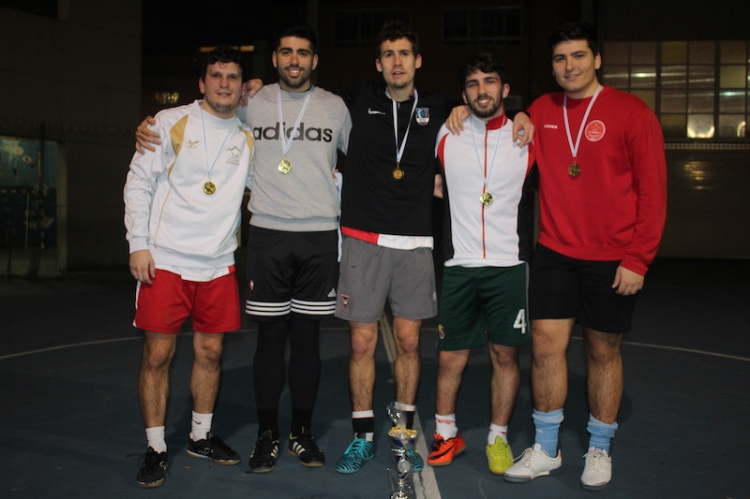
left=199, top=107, right=229, bottom=196
left=563, top=85, right=602, bottom=181
left=568, top=162, right=581, bottom=178
left=480, top=192, right=494, bottom=206
left=393, top=162, right=404, bottom=180
left=277, top=86, right=310, bottom=176
left=391, top=92, right=417, bottom=182
left=203, top=181, right=216, bottom=195
left=278, top=159, right=292, bottom=174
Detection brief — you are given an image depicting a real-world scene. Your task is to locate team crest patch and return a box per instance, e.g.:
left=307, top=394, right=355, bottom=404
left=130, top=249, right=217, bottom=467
left=415, top=107, right=430, bottom=125
left=226, top=145, right=241, bottom=165
left=585, top=120, right=606, bottom=142
left=437, top=324, right=445, bottom=340
left=341, top=293, right=349, bottom=307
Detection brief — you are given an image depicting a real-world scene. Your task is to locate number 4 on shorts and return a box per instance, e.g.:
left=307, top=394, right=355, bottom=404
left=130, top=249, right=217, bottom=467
left=513, top=309, right=527, bottom=334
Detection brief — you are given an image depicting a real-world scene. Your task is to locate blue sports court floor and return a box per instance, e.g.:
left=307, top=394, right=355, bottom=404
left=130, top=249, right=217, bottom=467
left=1, top=257, right=748, bottom=499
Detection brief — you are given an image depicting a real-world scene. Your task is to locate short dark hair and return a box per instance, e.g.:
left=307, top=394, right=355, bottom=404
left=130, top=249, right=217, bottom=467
left=201, top=46, right=249, bottom=82
left=459, top=52, right=509, bottom=88
left=548, top=21, right=599, bottom=57
left=376, top=20, right=420, bottom=58
left=274, top=24, right=317, bottom=54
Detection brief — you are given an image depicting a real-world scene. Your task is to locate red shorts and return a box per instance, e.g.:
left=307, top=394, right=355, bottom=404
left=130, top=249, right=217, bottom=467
left=134, top=268, right=241, bottom=334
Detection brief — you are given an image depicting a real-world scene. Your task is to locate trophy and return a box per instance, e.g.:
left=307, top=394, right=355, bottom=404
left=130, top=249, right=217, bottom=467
left=386, top=402, right=418, bottom=499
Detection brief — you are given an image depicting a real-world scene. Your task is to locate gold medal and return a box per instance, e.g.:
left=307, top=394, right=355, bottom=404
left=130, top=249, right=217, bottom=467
left=568, top=162, right=581, bottom=178
left=203, top=181, right=216, bottom=195
left=278, top=159, right=292, bottom=174
left=480, top=192, right=493, bottom=206
left=393, top=162, right=404, bottom=180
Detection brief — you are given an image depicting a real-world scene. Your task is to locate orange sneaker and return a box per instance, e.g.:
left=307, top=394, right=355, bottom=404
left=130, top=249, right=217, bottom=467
left=427, top=433, right=467, bottom=467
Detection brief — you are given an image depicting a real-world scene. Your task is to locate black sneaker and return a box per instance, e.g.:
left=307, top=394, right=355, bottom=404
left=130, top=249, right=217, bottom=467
left=136, top=447, right=168, bottom=488
left=187, top=432, right=241, bottom=465
left=248, top=430, right=279, bottom=473
left=288, top=433, right=325, bottom=467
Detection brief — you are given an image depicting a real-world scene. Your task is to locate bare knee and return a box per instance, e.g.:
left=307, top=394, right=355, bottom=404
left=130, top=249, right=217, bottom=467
left=437, top=350, right=468, bottom=377
left=350, top=323, right=378, bottom=360
left=393, top=318, right=421, bottom=356
left=531, top=319, right=572, bottom=364
left=194, top=333, right=224, bottom=367
left=490, top=344, right=518, bottom=371
left=585, top=330, right=622, bottom=366
left=142, top=333, right=176, bottom=371
left=395, top=333, right=420, bottom=357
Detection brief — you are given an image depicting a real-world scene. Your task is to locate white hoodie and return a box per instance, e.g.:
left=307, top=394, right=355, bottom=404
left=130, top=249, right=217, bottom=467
left=124, top=100, right=254, bottom=275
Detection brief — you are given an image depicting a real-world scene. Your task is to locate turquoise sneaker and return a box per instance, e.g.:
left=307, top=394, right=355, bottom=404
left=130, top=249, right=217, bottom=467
left=336, top=437, right=375, bottom=474
left=406, top=447, right=423, bottom=473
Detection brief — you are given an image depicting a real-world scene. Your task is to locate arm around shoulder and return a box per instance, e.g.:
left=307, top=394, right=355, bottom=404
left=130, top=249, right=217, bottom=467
left=135, top=116, right=160, bottom=153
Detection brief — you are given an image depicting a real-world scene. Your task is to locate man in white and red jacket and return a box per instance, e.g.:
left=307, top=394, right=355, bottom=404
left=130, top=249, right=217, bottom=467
left=429, top=52, right=536, bottom=476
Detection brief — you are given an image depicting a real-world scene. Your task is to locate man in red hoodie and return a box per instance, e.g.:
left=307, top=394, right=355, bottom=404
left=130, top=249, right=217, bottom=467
left=502, top=21, right=667, bottom=491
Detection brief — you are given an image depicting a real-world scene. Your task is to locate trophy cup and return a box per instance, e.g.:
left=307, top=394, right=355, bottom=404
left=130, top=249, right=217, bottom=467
left=386, top=402, right=417, bottom=499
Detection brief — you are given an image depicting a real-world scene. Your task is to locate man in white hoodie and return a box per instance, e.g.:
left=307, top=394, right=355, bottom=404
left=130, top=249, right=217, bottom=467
left=124, top=46, right=254, bottom=488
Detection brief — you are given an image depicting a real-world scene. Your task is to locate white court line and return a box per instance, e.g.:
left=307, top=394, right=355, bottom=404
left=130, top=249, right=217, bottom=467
left=379, top=314, right=441, bottom=499
left=621, top=339, right=750, bottom=362
left=570, top=336, right=750, bottom=363
left=0, top=336, right=142, bottom=360
left=0, top=327, right=251, bottom=361
left=2, top=328, right=747, bottom=366
left=1, top=321, right=747, bottom=499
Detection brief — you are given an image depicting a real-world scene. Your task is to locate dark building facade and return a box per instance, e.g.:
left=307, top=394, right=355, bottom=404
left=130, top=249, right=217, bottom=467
left=1, top=0, right=747, bottom=276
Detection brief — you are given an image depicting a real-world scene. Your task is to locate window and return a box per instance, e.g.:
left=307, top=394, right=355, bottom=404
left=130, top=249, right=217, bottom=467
left=443, top=7, right=522, bottom=45
left=334, top=10, right=410, bottom=48
left=154, top=92, right=180, bottom=105
left=0, top=136, right=58, bottom=250
left=602, top=40, right=748, bottom=140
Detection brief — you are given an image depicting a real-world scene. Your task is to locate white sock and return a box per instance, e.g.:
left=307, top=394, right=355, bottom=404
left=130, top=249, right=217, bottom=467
left=356, top=432, right=375, bottom=442
left=146, top=426, right=167, bottom=453
left=394, top=401, right=416, bottom=412
left=352, top=410, right=375, bottom=418
left=435, top=413, right=457, bottom=440
left=488, top=423, right=508, bottom=445
left=190, top=411, right=213, bottom=441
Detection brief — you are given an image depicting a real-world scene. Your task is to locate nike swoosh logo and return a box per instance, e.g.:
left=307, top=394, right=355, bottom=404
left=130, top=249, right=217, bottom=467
left=368, top=108, right=386, bottom=115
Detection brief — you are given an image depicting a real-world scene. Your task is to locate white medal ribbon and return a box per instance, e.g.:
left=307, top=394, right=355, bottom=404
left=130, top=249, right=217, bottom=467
left=391, top=89, right=419, bottom=167
left=469, top=115, right=506, bottom=193
left=278, top=85, right=312, bottom=159
left=200, top=107, right=231, bottom=182
left=563, top=84, right=602, bottom=160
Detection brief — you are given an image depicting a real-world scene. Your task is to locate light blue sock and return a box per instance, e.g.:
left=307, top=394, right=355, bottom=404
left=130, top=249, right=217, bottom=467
left=532, top=408, right=564, bottom=457
left=587, top=414, right=618, bottom=453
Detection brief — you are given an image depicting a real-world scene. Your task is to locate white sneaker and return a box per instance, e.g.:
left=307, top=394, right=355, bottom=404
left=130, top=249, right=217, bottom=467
left=503, top=443, right=562, bottom=483
left=581, top=447, right=611, bottom=490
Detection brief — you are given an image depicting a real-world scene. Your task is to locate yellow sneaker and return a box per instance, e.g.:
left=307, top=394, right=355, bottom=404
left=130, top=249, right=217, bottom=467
left=486, top=437, right=513, bottom=475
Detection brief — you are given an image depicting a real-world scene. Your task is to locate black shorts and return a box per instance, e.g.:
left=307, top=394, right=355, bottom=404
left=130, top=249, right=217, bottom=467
left=529, top=244, right=637, bottom=333
left=245, top=226, right=339, bottom=321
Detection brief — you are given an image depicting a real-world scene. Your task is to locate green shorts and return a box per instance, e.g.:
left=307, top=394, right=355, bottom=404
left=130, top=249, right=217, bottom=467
left=437, top=264, right=529, bottom=351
